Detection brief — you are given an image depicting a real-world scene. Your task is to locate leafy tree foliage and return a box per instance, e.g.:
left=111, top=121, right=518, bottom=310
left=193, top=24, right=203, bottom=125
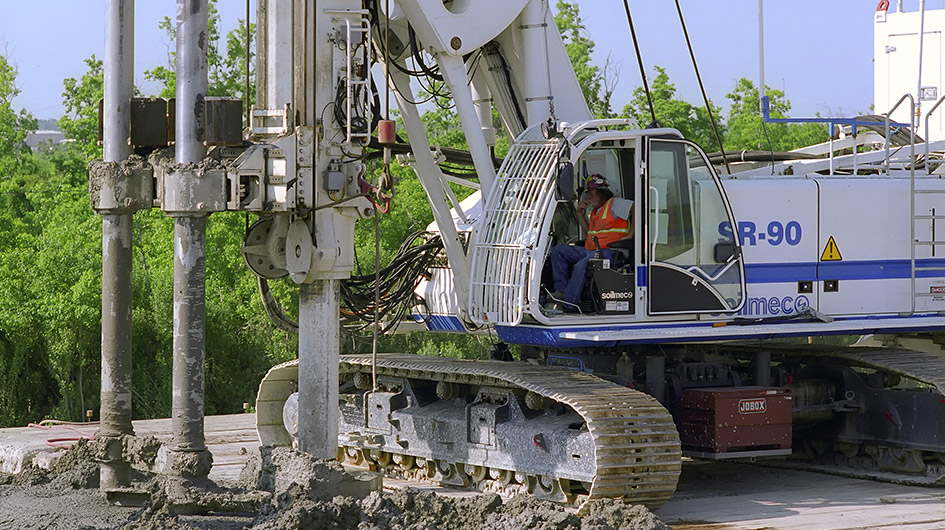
left=57, top=56, right=103, bottom=159
left=554, top=0, right=613, bottom=118
left=0, top=55, right=38, bottom=165
left=622, top=66, right=724, bottom=153
left=622, top=68, right=827, bottom=153
left=725, top=78, right=827, bottom=151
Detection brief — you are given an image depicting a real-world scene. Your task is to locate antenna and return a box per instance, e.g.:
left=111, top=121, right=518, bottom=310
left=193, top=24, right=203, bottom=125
left=917, top=0, right=927, bottom=127
left=758, top=0, right=766, bottom=113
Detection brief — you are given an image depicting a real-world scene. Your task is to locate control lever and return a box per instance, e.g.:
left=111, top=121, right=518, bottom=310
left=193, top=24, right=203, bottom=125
left=592, top=236, right=602, bottom=260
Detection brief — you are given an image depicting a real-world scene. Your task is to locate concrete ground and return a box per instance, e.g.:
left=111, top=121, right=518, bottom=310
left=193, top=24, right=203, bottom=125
left=0, top=414, right=259, bottom=485
left=659, top=460, right=945, bottom=530
left=2, top=414, right=943, bottom=530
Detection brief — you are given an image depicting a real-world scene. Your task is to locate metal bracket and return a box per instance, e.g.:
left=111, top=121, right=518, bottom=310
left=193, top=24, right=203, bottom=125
left=160, top=165, right=228, bottom=214
left=89, top=160, right=154, bottom=214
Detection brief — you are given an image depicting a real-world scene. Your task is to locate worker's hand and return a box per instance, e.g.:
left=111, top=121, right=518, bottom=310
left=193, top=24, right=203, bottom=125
left=577, top=196, right=591, bottom=213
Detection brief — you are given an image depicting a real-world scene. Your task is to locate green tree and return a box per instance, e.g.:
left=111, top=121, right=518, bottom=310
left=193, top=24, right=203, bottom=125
left=554, top=0, right=613, bottom=118
left=57, top=56, right=104, bottom=160
left=725, top=78, right=827, bottom=151
left=0, top=162, right=99, bottom=424
left=0, top=55, right=37, bottom=163
left=622, top=66, right=723, bottom=152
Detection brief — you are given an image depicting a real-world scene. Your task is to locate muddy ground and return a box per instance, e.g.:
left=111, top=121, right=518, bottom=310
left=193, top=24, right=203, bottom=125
left=0, top=442, right=669, bottom=530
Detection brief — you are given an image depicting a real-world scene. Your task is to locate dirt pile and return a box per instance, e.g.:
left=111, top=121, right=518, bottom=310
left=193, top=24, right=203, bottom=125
left=242, top=447, right=670, bottom=530
left=0, top=438, right=99, bottom=489
left=250, top=486, right=669, bottom=530
left=0, top=443, right=670, bottom=530
left=0, top=440, right=140, bottom=530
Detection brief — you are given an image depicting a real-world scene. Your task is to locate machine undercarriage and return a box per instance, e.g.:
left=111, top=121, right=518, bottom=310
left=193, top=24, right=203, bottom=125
left=256, top=340, right=945, bottom=509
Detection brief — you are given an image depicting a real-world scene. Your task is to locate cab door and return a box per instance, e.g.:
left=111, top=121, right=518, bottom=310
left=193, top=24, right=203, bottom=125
left=645, top=138, right=745, bottom=315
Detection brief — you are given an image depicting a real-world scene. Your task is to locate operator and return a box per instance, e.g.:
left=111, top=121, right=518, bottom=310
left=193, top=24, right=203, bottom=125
left=547, top=174, right=634, bottom=311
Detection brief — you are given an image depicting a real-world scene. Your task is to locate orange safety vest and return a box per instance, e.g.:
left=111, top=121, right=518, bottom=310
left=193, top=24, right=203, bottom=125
left=585, top=197, right=630, bottom=250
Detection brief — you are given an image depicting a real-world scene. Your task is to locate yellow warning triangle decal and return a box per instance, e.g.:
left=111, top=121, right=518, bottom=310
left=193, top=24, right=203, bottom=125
left=821, top=236, right=843, bottom=261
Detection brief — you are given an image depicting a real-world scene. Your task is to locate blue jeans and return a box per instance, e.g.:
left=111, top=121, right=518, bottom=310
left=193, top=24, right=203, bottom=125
left=550, top=244, right=614, bottom=304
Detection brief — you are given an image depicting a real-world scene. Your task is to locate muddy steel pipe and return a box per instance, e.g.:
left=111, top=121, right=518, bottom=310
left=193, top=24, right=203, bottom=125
left=100, top=0, right=135, bottom=490
left=171, top=0, right=211, bottom=471
left=297, top=281, right=341, bottom=459
left=171, top=217, right=208, bottom=452
left=176, top=0, right=208, bottom=165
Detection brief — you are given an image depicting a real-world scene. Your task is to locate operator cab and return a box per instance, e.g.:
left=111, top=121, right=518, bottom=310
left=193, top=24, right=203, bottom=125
left=534, top=126, right=746, bottom=323
left=467, top=123, right=745, bottom=330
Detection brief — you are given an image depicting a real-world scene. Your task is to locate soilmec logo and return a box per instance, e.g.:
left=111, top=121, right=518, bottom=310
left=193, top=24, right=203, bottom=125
left=738, top=398, right=767, bottom=414
left=931, top=286, right=945, bottom=294
left=738, top=295, right=810, bottom=317
left=600, top=290, right=633, bottom=300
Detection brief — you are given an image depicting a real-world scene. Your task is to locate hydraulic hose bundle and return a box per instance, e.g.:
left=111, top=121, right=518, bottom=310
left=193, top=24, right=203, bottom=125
left=340, top=231, right=444, bottom=333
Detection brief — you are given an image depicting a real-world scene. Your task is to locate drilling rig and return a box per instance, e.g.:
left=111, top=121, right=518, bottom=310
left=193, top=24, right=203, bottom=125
left=92, top=0, right=945, bottom=510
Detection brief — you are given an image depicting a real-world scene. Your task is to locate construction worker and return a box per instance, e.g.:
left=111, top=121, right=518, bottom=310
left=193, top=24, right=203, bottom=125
left=547, top=174, right=634, bottom=311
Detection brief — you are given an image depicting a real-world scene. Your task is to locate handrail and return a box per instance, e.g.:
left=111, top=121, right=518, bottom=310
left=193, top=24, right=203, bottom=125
left=885, top=93, right=915, bottom=175
left=885, top=93, right=918, bottom=314
left=925, top=94, right=945, bottom=166
left=565, top=118, right=639, bottom=143
left=649, top=185, right=660, bottom=259
left=687, top=256, right=739, bottom=283
left=761, top=96, right=910, bottom=166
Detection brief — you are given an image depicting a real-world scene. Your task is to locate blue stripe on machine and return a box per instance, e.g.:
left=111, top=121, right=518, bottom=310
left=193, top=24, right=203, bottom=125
left=745, top=262, right=818, bottom=283
left=743, top=259, right=945, bottom=283
left=412, top=314, right=467, bottom=333
left=819, top=260, right=911, bottom=280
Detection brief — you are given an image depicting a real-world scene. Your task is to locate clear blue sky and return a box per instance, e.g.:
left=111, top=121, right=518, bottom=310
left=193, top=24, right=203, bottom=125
left=0, top=1, right=926, bottom=121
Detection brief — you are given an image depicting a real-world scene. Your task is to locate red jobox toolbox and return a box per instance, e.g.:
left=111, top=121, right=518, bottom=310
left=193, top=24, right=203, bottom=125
left=679, top=386, right=792, bottom=458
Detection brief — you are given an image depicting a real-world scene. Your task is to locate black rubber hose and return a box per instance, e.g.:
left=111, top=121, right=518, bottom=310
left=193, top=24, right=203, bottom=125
left=258, top=277, right=299, bottom=334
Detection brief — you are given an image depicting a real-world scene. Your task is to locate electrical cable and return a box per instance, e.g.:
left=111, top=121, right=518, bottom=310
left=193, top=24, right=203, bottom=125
left=28, top=419, right=96, bottom=449
left=408, top=25, right=443, bottom=82
left=483, top=43, right=527, bottom=131
left=333, top=79, right=369, bottom=135
left=704, top=150, right=822, bottom=165
left=256, top=232, right=444, bottom=336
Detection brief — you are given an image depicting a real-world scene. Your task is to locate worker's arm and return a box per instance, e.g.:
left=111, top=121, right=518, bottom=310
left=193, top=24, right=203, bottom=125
left=611, top=199, right=634, bottom=240
left=622, top=204, right=635, bottom=240
left=576, top=196, right=591, bottom=235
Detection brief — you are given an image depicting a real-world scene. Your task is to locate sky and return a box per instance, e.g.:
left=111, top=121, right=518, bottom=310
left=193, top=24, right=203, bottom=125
left=0, top=1, right=933, bottom=122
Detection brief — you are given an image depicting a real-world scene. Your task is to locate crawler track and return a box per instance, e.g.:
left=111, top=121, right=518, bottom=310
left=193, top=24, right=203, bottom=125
left=257, top=353, right=681, bottom=511
left=743, top=344, right=945, bottom=394
left=730, top=344, right=945, bottom=486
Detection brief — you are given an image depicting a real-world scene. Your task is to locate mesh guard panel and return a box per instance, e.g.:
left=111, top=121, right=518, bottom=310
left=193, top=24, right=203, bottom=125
left=468, top=137, right=562, bottom=325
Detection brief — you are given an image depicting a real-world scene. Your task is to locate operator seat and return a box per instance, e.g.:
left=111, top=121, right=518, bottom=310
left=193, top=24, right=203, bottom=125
left=608, top=238, right=634, bottom=272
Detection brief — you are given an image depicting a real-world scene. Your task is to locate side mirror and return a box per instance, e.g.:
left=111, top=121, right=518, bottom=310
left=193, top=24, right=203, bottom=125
left=556, top=162, right=574, bottom=201
left=713, top=242, right=740, bottom=263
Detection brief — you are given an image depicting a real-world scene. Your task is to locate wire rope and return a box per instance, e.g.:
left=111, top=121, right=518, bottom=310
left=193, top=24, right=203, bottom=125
left=673, top=0, right=732, bottom=174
